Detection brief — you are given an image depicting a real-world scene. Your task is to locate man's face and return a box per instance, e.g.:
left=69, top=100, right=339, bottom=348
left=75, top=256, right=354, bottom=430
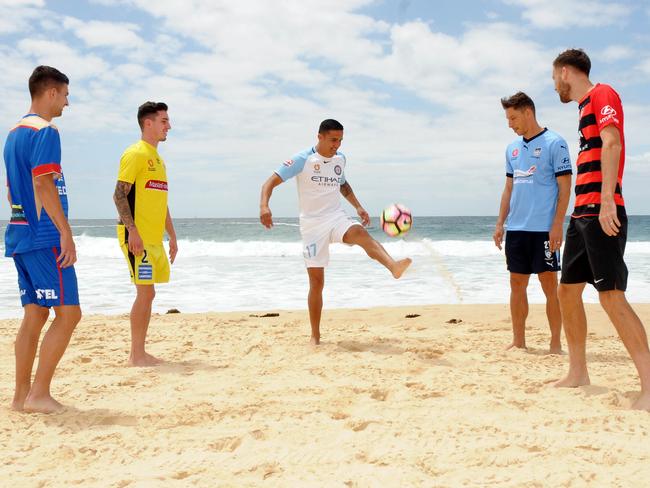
left=552, top=66, right=572, bottom=104
left=148, top=111, right=171, bottom=141
left=51, top=84, right=69, bottom=117
left=505, top=107, right=528, bottom=136
left=317, top=130, right=343, bottom=157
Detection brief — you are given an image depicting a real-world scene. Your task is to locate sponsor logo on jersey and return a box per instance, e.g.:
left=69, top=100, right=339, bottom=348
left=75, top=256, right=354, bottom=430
left=513, top=165, right=536, bottom=184
left=283, top=159, right=294, bottom=167
left=533, top=147, right=542, bottom=158
left=313, top=163, right=321, bottom=172
left=145, top=180, right=168, bottom=191
left=10, top=204, right=28, bottom=224
left=35, top=289, right=59, bottom=300
left=599, top=105, right=619, bottom=125
left=334, top=165, right=342, bottom=176
left=512, top=148, right=519, bottom=158
left=148, top=159, right=154, bottom=167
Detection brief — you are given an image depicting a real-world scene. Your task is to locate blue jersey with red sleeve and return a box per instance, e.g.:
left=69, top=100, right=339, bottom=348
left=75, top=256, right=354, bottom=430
left=4, top=114, right=69, bottom=256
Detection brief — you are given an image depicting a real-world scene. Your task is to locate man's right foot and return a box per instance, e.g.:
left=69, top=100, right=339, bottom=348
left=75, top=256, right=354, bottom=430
left=128, top=352, right=163, bottom=367
left=23, top=394, right=65, bottom=414
left=391, top=258, right=412, bottom=279
left=310, top=336, right=320, bottom=346
left=553, top=371, right=590, bottom=388
left=505, top=342, right=526, bottom=351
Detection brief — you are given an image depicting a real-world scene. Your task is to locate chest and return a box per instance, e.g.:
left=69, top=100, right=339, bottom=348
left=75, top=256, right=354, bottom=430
left=299, top=156, right=345, bottom=187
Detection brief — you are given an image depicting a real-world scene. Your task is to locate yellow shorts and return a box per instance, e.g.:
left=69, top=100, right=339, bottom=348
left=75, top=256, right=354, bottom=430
left=117, top=225, right=170, bottom=284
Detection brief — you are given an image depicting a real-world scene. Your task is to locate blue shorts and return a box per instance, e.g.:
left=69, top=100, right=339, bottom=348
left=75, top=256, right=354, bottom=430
left=13, top=247, right=80, bottom=307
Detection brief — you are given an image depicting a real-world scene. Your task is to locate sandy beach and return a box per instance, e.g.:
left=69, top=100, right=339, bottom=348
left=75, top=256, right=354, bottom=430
left=1, top=304, right=650, bottom=487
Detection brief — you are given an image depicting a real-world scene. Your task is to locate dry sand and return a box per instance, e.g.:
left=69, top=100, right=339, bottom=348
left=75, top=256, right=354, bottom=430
left=1, top=304, right=650, bottom=487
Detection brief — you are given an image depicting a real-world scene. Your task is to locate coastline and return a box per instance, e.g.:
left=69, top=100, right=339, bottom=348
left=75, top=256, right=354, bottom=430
left=1, top=304, right=649, bottom=486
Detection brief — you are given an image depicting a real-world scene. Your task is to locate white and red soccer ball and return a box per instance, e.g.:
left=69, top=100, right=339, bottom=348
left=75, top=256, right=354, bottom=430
left=380, top=203, right=412, bottom=237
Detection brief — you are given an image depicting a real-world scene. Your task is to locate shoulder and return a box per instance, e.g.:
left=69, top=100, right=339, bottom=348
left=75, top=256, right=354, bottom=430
left=543, top=129, right=568, bottom=146
left=335, top=151, right=346, bottom=163
left=122, top=141, right=148, bottom=159
left=288, top=147, right=315, bottom=166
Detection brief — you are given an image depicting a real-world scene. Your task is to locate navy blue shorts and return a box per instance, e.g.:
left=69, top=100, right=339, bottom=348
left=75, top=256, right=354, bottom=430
left=505, top=231, right=560, bottom=275
left=13, top=247, right=79, bottom=307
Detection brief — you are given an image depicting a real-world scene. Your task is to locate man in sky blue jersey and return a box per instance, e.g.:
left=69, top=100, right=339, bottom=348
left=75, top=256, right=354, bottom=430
left=493, top=92, right=572, bottom=354
left=260, top=119, right=411, bottom=345
left=3, top=66, right=81, bottom=413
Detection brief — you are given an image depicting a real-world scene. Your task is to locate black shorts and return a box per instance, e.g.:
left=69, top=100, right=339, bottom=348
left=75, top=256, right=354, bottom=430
left=505, top=231, right=560, bottom=275
left=560, top=212, right=628, bottom=291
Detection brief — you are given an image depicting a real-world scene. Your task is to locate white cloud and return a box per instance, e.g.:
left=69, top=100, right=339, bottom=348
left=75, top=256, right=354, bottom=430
left=503, top=0, right=630, bottom=28
left=0, top=1, right=43, bottom=34
left=62, top=17, right=144, bottom=51
left=601, top=45, right=634, bottom=62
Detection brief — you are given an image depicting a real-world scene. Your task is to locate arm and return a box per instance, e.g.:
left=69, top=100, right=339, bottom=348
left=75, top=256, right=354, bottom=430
left=260, top=173, right=283, bottom=228
left=34, top=174, right=76, bottom=267
left=493, top=177, right=512, bottom=250
left=548, top=174, right=571, bottom=252
left=340, top=181, right=370, bottom=226
left=113, top=180, right=144, bottom=256
left=165, top=207, right=177, bottom=264
left=599, top=125, right=623, bottom=236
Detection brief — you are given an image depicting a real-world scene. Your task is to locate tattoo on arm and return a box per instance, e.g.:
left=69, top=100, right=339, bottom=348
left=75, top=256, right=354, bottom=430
left=113, top=181, right=135, bottom=228
left=340, top=181, right=353, bottom=197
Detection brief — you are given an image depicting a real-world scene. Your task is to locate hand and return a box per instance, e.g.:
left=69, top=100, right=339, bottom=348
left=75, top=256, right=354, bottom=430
left=168, top=236, right=178, bottom=264
left=599, top=198, right=620, bottom=236
left=260, top=205, right=273, bottom=229
left=549, top=222, right=563, bottom=252
left=493, top=224, right=504, bottom=250
left=356, top=206, right=370, bottom=226
left=128, top=226, right=144, bottom=256
left=58, top=230, right=77, bottom=268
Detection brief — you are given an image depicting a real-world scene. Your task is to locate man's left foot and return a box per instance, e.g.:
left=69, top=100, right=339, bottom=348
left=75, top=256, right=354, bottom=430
left=310, top=336, right=320, bottom=346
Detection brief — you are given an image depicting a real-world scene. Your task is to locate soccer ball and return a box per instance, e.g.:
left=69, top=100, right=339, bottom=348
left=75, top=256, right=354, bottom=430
left=380, top=203, right=412, bottom=237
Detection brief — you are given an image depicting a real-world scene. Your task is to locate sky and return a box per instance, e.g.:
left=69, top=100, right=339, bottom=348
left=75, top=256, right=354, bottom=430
left=0, top=0, right=649, bottom=218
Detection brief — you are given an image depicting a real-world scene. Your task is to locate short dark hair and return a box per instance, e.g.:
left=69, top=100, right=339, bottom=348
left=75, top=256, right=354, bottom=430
left=137, top=101, right=168, bottom=130
left=28, top=65, right=69, bottom=99
left=318, top=119, right=343, bottom=133
left=501, top=91, right=536, bottom=114
left=553, top=48, right=591, bottom=76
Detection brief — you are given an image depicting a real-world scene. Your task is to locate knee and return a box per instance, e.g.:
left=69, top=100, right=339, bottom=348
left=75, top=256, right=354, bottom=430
left=598, top=290, right=622, bottom=311
left=66, top=307, right=82, bottom=326
left=510, top=275, right=529, bottom=291
left=309, top=276, right=324, bottom=292
left=137, top=286, right=156, bottom=302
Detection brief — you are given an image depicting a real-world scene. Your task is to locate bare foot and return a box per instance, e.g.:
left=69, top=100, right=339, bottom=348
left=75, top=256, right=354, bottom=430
left=11, top=390, right=29, bottom=412
left=631, top=392, right=650, bottom=411
left=11, top=399, right=25, bottom=412
left=129, top=352, right=163, bottom=367
left=553, top=372, right=590, bottom=388
left=391, top=258, right=412, bottom=279
left=23, top=394, right=65, bottom=414
left=548, top=346, right=564, bottom=355
left=310, top=336, right=320, bottom=346
left=505, top=342, right=527, bottom=351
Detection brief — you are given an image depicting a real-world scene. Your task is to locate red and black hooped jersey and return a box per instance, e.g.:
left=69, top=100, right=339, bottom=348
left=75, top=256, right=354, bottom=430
left=574, top=83, right=625, bottom=218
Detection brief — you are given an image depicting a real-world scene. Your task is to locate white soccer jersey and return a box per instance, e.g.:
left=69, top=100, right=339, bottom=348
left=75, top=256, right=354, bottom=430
left=275, top=147, right=347, bottom=221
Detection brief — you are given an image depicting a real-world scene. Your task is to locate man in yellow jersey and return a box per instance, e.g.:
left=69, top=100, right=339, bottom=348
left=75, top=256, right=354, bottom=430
left=113, top=102, right=177, bottom=367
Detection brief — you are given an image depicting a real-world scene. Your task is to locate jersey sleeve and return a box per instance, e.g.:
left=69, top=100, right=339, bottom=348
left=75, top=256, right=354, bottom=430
left=117, top=151, right=143, bottom=184
left=30, top=126, right=62, bottom=177
left=591, top=86, right=623, bottom=134
left=275, top=151, right=308, bottom=181
left=505, top=147, right=513, bottom=178
left=339, top=152, right=347, bottom=185
left=551, top=138, right=572, bottom=176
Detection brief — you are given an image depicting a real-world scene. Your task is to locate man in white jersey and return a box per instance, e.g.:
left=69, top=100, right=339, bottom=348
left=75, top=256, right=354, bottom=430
left=260, top=119, right=412, bottom=345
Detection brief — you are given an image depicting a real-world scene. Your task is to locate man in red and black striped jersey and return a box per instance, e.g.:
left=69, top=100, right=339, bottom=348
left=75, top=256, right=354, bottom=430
left=552, top=48, right=650, bottom=410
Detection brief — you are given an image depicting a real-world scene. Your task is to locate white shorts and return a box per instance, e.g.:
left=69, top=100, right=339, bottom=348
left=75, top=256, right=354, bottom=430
left=300, top=212, right=362, bottom=268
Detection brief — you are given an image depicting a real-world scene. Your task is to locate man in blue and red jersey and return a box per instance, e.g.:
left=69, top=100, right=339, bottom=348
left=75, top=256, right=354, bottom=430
left=3, top=66, right=81, bottom=413
left=551, top=49, right=650, bottom=410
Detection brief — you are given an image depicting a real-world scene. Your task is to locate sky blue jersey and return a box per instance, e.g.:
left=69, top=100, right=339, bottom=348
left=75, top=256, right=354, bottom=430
left=505, top=128, right=572, bottom=232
